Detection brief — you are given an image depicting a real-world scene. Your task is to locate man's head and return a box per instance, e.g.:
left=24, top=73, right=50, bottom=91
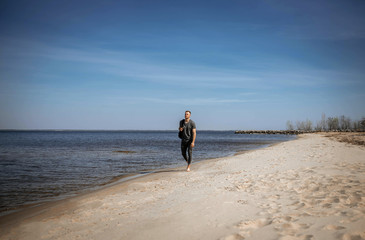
left=185, top=110, right=191, bottom=119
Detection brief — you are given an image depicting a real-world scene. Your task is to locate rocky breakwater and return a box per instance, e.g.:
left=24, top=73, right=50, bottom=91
left=234, top=130, right=313, bottom=135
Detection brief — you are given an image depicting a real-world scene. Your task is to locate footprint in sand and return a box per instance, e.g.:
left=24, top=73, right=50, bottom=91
left=235, top=218, right=272, bottom=238
left=219, top=233, right=245, bottom=240
left=279, top=235, right=313, bottom=240
left=237, top=200, right=248, bottom=205
left=342, top=232, right=365, bottom=240
left=238, top=218, right=272, bottom=229
left=323, top=224, right=346, bottom=230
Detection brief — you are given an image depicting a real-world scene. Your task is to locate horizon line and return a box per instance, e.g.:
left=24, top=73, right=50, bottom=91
left=0, top=129, right=240, bottom=132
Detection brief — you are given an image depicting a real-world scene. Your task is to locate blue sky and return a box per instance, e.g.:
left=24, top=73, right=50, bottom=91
left=1, top=0, right=364, bottom=130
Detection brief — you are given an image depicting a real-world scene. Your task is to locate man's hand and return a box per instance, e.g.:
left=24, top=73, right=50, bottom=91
left=179, top=127, right=183, bottom=131
left=191, top=128, right=196, bottom=148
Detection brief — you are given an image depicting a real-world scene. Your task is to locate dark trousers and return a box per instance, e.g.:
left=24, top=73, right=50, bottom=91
left=181, top=140, right=192, bottom=165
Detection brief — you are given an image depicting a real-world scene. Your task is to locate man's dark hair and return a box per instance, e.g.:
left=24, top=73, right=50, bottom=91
left=185, top=110, right=191, bottom=114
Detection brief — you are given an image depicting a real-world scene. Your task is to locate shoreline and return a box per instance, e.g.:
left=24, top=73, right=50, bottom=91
left=0, top=141, right=279, bottom=221
left=0, top=137, right=296, bottom=228
left=0, top=148, right=244, bottom=231
left=1, top=133, right=364, bottom=240
left=0, top=135, right=295, bottom=218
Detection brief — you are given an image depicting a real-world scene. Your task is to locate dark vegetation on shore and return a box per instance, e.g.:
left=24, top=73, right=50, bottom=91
left=286, top=114, right=365, bottom=132
left=235, top=114, right=365, bottom=135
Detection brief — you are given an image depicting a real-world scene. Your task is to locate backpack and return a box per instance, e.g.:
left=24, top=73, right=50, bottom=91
left=178, top=120, right=184, bottom=139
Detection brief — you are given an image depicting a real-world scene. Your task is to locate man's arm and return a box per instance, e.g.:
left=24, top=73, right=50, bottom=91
left=191, top=128, right=196, bottom=148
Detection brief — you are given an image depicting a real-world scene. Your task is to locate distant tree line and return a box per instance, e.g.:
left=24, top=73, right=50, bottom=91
left=286, top=114, right=365, bottom=132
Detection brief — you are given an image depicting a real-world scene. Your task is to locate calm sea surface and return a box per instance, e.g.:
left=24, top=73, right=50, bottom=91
left=0, top=130, right=295, bottom=214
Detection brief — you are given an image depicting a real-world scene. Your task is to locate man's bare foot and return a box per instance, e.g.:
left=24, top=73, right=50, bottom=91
left=186, top=165, right=191, bottom=172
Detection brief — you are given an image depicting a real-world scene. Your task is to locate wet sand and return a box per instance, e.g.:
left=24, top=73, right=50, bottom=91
left=0, top=133, right=364, bottom=240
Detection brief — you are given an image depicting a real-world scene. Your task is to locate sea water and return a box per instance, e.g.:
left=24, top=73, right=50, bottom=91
left=0, top=130, right=295, bottom=214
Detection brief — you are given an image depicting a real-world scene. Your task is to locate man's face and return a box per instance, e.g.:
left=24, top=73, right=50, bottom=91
left=185, top=112, right=191, bottom=119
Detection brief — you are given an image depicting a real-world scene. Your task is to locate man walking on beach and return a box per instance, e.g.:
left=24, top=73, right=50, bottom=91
left=179, top=110, right=196, bottom=172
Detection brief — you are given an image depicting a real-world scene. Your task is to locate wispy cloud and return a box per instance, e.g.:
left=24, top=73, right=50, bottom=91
left=116, top=97, right=263, bottom=105
left=0, top=37, right=263, bottom=88
left=1, top=37, right=364, bottom=93
left=277, top=24, right=365, bottom=40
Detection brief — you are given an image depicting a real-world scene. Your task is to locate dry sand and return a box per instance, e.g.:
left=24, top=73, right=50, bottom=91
left=0, top=133, right=364, bottom=240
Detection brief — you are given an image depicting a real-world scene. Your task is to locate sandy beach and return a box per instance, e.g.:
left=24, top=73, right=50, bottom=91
left=0, top=133, right=364, bottom=240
